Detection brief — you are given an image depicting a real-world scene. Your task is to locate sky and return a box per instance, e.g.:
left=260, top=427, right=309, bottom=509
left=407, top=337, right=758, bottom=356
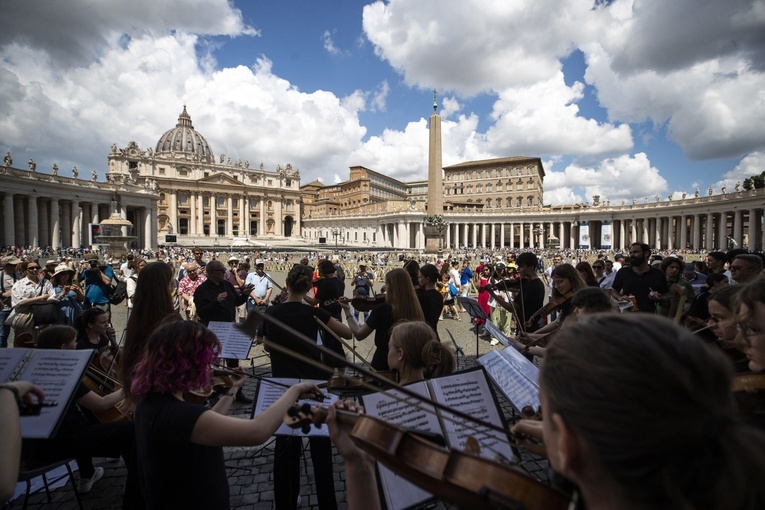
left=1, top=0, right=764, bottom=206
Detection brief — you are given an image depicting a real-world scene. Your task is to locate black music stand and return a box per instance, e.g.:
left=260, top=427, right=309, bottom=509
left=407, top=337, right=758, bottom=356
left=456, top=296, right=489, bottom=357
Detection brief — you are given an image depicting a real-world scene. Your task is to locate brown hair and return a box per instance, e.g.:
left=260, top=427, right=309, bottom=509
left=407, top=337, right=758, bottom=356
left=390, top=322, right=454, bottom=379
left=542, top=314, right=765, bottom=509
left=551, top=263, right=587, bottom=298
left=385, top=268, right=424, bottom=323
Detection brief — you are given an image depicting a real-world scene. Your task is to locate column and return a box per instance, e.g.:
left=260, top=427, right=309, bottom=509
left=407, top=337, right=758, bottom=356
left=14, top=197, right=24, bottom=246
left=445, top=223, right=451, bottom=248
left=393, top=222, right=400, bottom=248
left=569, top=222, right=576, bottom=249
left=499, top=223, right=505, bottom=248
left=71, top=201, right=80, bottom=248
left=655, top=218, right=662, bottom=250
left=679, top=216, right=687, bottom=250
left=187, top=194, right=195, bottom=235
left=91, top=203, right=100, bottom=225
left=197, top=194, right=204, bottom=235
left=27, top=196, right=39, bottom=247
left=2, top=194, right=13, bottom=246
left=50, top=199, right=60, bottom=248
left=463, top=223, right=469, bottom=248
left=61, top=202, right=71, bottom=248
left=480, top=223, right=486, bottom=248
left=38, top=200, right=49, bottom=247
left=539, top=222, right=545, bottom=250
left=490, top=223, right=496, bottom=249
left=259, top=199, right=265, bottom=237
left=704, top=212, right=714, bottom=251
left=692, top=214, right=701, bottom=251
left=239, top=195, right=246, bottom=237
left=717, top=212, right=727, bottom=250
left=519, top=222, right=525, bottom=248
left=748, top=209, right=758, bottom=250
left=508, top=223, right=514, bottom=249
left=210, top=194, right=217, bottom=236
left=227, top=195, right=233, bottom=236
left=640, top=219, right=648, bottom=244
left=169, top=192, right=178, bottom=234
left=150, top=206, right=158, bottom=248
left=275, top=200, right=283, bottom=236
left=528, top=223, right=535, bottom=249
left=733, top=210, right=743, bottom=247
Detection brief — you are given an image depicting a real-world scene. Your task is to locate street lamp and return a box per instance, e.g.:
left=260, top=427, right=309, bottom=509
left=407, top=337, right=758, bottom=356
left=331, top=227, right=342, bottom=249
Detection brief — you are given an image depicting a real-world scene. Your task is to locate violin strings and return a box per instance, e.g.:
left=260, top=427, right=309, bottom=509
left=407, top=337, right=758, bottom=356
left=263, top=339, right=518, bottom=452
left=242, top=312, right=516, bottom=443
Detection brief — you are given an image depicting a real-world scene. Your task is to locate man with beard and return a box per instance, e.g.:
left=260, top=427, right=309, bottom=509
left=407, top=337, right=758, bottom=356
left=609, top=243, right=668, bottom=313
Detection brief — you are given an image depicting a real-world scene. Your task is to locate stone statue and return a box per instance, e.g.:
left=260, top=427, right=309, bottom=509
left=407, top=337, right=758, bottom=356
left=220, top=154, right=225, bottom=164
left=28, top=159, right=36, bottom=172
left=667, top=193, right=672, bottom=201
left=237, top=159, right=242, bottom=167
left=655, top=194, right=661, bottom=202
left=91, top=170, right=97, bottom=182
left=721, top=185, right=727, bottom=194
left=695, top=188, right=699, bottom=198
left=260, top=163, right=264, bottom=171
left=621, top=200, right=626, bottom=206
left=72, top=166, right=78, bottom=179
left=3, top=152, right=11, bottom=167
left=632, top=198, right=637, bottom=206
left=111, top=143, right=117, bottom=154
left=147, top=147, right=153, bottom=157
left=51, top=163, right=58, bottom=176
left=681, top=191, right=686, bottom=200
left=245, top=160, right=249, bottom=169
left=735, top=181, right=741, bottom=192
left=708, top=187, right=713, bottom=196
left=227, top=157, right=232, bottom=166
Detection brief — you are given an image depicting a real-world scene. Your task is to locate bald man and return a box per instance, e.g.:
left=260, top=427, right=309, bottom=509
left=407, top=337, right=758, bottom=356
left=178, top=262, right=206, bottom=321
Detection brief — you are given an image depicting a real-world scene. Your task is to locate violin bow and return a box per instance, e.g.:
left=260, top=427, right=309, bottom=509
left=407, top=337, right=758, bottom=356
left=445, top=329, right=465, bottom=357
left=262, top=271, right=285, bottom=293
left=238, top=311, right=514, bottom=440
left=312, top=316, right=374, bottom=369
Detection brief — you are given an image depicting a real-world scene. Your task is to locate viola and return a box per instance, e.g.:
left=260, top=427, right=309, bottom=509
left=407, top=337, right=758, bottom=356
left=82, top=370, right=130, bottom=423
left=285, top=405, right=573, bottom=510
left=524, top=291, right=574, bottom=329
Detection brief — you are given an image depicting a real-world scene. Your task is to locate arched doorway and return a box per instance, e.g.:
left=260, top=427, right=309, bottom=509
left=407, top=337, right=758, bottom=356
left=284, top=216, right=293, bottom=237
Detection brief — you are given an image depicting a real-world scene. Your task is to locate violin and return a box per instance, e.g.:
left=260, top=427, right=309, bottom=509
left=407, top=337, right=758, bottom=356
left=731, top=372, right=765, bottom=422
left=183, top=374, right=236, bottom=405
left=324, top=369, right=399, bottom=397
left=485, top=278, right=522, bottom=294
left=82, top=369, right=130, bottom=423
left=285, top=405, right=573, bottom=510
left=340, top=294, right=386, bottom=312
left=524, top=291, right=574, bottom=329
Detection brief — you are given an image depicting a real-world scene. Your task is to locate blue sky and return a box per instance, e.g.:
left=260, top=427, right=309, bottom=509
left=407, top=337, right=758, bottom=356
left=1, top=0, right=763, bottom=205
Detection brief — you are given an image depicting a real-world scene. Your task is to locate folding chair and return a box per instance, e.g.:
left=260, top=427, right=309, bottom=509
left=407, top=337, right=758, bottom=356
left=16, top=458, right=83, bottom=509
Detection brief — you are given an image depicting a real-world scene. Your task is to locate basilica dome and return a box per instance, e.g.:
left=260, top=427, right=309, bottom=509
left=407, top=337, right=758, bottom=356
left=155, top=106, right=214, bottom=162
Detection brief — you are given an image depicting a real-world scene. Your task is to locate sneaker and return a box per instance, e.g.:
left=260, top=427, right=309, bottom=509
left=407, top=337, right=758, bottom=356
left=439, top=317, right=444, bottom=321
left=490, top=338, right=499, bottom=346
left=78, top=467, right=104, bottom=493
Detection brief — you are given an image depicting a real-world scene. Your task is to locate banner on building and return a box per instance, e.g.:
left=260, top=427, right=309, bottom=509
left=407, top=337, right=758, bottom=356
left=578, top=222, right=590, bottom=249
left=601, top=222, right=612, bottom=250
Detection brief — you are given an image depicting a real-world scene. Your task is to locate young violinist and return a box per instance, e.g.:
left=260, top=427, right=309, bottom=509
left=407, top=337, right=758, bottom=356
left=707, top=285, right=749, bottom=372
left=386, top=321, right=454, bottom=385
left=515, top=263, right=585, bottom=354
left=339, top=268, right=425, bottom=370
left=416, top=264, right=444, bottom=338
left=75, top=307, right=115, bottom=354
left=475, top=264, right=493, bottom=338
left=487, top=252, right=545, bottom=334
left=25, top=326, right=141, bottom=506
left=263, top=263, right=352, bottom=510
left=303, top=259, right=347, bottom=360
left=733, top=276, right=765, bottom=431
left=131, top=319, right=322, bottom=510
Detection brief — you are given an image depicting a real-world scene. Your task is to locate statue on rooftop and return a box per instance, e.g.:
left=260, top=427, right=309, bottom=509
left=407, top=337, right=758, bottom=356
left=72, top=166, right=79, bottom=179
left=3, top=152, right=11, bottom=167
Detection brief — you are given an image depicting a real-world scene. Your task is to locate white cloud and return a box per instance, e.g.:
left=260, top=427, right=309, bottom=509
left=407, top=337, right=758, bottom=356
left=712, top=151, right=765, bottom=190
left=440, top=96, right=461, bottom=119
left=370, top=81, right=389, bottom=112
left=543, top=152, right=667, bottom=205
left=322, top=30, right=347, bottom=56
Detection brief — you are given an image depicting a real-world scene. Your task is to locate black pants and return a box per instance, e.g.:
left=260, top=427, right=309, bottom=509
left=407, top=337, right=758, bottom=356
left=274, top=436, right=337, bottom=510
left=23, top=420, right=143, bottom=509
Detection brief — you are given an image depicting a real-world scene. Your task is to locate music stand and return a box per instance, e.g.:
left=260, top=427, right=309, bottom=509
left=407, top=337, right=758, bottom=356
left=456, top=296, right=490, bottom=357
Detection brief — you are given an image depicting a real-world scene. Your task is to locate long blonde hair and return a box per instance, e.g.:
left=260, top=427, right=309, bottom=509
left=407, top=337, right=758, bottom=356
left=385, top=268, right=424, bottom=323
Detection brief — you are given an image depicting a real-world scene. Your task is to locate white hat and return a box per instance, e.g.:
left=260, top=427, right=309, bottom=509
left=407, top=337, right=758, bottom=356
left=228, top=255, right=239, bottom=262
left=255, top=259, right=264, bottom=266
left=52, top=264, right=76, bottom=278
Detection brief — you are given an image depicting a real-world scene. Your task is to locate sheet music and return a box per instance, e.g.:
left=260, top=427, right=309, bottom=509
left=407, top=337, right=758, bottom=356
left=428, top=369, right=515, bottom=464
left=252, top=378, right=338, bottom=437
left=477, top=350, right=540, bottom=411
left=0, top=348, right=93, bottom=438
left=483, top=320, right=510, bottom=347
left=498, top=345, right=540, bottom=384
left=362, top=382, right=437, bottom=510
left=207, top=321, right=254, bottom=359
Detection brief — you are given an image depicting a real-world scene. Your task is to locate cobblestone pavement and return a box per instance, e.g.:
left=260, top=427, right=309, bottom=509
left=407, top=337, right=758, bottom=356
left=9, top=271, right=550, bottom=509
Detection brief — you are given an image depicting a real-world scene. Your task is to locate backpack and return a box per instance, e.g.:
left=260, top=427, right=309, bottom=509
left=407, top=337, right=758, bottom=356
left=109, top=280, right=128, bottom=305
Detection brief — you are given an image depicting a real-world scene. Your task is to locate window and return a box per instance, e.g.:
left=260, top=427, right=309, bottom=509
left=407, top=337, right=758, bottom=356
left=516, top=197, right=522, bottom=207
left=250, top=221, right=258, bottom=236
left=286, top=179, right=291, bottom=187
left=159, top=193, right=166, bottom=203
left=129, top=161, right=138, bottom=170
left=217, top=219, right=225, bottom=236
left=203, top=224, right=210, bottom=235
left=179, top=218, right=188, bottom=235
left=232, top=225, right=239, bottom=236
left=250, top=199, right=258, bottom=210
left=217, top=196, right=225, bottom=208
left=486, top=199, right=492, bottom=208
left=159, top=168, right=165, bottom=175
left=178, top=193, right=188, bottom=205
left=203, top=196, right=209, bottom=207
left=232, top=198, right=238, bottom=208
left=267, top=201, right=273, bottom=210
left=486, top=184, right=492, bottom=193
left=527, top=196, right=533, bottom=206
left=506, top=197, right=512, bottom=208
left=204, top=172, right=209, bottom=178
left=476, top=185, right=483, bottom=194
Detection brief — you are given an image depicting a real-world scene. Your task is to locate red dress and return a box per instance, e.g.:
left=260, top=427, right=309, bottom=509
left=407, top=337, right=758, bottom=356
left=477, top=276, right=491, bottom=325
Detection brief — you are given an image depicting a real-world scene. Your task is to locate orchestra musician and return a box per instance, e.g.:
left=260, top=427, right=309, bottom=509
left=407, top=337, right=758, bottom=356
left=386, top=321, right=454, bottom=385
left=515, top=263, right=586, bottom=355
left=304, top=259, right=347, bottom=361
left=263, top=263, right=352, bottom=510
left=131, top=319, right=321, bottom=510
left=25, top=326, right=141, bottom=506
left=707, top=285, right=749, bottom=373
left=733, top=276, right=765, bottom=430
left=339, top=268, right=425, bottom=371
left=416, top=264, right=444, bottom=339
left=330, top=314, right=765, bottom=510
left=487, top=252, right=545, bottom=334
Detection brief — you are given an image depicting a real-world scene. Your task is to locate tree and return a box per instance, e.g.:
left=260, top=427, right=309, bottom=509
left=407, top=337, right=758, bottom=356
left=742, top=171, right=765, bottom=190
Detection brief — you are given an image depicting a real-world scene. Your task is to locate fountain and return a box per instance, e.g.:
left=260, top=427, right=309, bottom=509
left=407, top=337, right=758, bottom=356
left=94, top=213, right=136, bottom=259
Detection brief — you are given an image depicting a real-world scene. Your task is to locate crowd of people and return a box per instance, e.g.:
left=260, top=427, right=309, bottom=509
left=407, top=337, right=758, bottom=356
left=1, top=241, right=764, bottom=509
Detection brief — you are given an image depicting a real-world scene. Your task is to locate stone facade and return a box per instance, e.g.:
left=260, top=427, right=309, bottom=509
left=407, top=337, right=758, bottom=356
left=106, top=107, right=303, bottom=246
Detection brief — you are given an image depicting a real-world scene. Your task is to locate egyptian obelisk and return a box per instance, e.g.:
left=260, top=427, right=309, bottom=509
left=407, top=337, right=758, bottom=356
left=425, top=90, right=444, bottom=252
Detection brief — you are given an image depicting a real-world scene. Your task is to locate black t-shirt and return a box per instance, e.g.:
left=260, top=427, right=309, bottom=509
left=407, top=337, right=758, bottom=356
left=514, top=278, right=545, bottom=333
left=364, top=303, right=395, bottom=370
left=417, top=289, right=443, bottom=339
left=263, top=302, right=332, bottom=379
left=612, top=266, right=669, bottom=313
left=194, top=279, right=247, bottom=325
left=135, top=393, right=229, bottom=510
left=76, top=334, right=110, bottom=355
left=315, top=277, right=344, bottom=321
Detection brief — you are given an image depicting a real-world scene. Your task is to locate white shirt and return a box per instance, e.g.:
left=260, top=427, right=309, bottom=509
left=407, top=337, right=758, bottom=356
left=11, top=278, right=55, bottom=307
